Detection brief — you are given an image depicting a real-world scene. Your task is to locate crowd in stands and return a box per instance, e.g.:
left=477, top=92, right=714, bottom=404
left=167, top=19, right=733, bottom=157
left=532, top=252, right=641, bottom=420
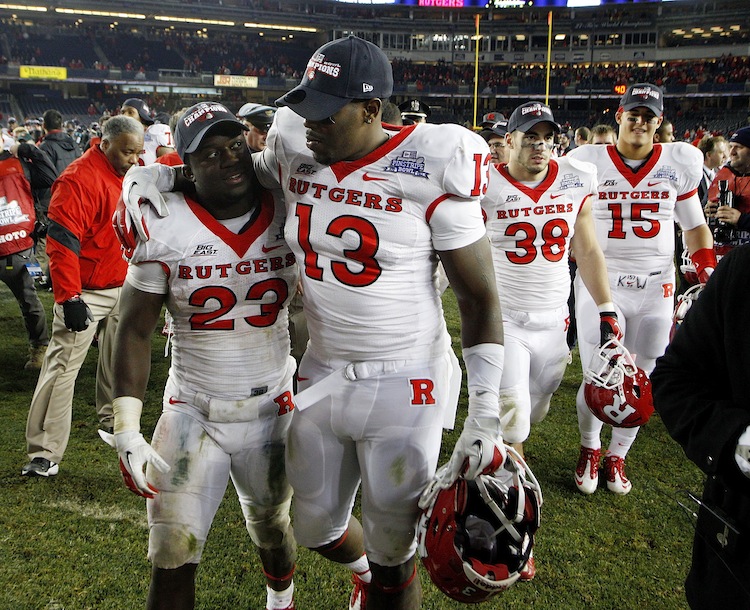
left=5, top=21, right=750, bottom=94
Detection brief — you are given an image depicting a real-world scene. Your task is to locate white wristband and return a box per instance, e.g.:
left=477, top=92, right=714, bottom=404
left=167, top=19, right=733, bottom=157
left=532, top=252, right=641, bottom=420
left=113, top=396, right=143, bottom=434
left=597, top=301, right=615, bottom=313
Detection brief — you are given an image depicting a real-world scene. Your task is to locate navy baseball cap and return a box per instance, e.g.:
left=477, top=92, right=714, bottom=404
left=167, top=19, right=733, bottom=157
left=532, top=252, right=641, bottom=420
left=619, top=83, right=663, bottom=116
left=276, top=36, right=394, bottom=122
left=729, top=126, right=750, bottom=148
left=175, top=102, right=247, bottom=159
left=507, top=102, right=560, bottom=134
left=122, top=98, right=154, bottom=125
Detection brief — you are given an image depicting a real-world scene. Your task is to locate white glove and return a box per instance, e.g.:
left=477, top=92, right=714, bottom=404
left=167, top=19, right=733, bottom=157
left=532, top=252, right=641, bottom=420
left=441, top=415, right=506, bottom=488
left=734, top=425, right=750, bottom=478
left=118, top=164, right=175, bottom=241
left=99, top=429, right=170, bottom=499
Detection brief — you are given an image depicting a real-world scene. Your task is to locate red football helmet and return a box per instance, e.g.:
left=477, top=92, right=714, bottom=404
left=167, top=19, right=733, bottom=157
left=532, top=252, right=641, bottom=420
left=417, top=448, right=542, bottom=604
left=670, top=283, right=703, bottom=341
left=583, top=338, right=653, bottom=428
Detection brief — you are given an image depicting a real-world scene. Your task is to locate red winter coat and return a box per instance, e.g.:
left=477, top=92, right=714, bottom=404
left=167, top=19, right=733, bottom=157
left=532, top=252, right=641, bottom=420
left=47, top=144, right=127, bottom=302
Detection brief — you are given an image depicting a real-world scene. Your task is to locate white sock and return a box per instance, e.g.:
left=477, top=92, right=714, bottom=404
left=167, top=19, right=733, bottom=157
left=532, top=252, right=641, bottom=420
left=266, top=582, right=294, bottom=610
left=608, top=426, right=639, bottom=459
left=344, top=555, right=372, bottom=583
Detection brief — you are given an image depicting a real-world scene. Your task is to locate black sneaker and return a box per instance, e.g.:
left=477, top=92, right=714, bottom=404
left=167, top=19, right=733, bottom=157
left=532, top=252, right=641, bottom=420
left=21, top=457, right=59, bottom=477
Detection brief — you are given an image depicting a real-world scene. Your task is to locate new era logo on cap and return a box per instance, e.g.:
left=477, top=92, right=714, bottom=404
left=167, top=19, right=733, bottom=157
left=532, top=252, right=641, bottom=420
left=276, top=36, right=394, bottom=122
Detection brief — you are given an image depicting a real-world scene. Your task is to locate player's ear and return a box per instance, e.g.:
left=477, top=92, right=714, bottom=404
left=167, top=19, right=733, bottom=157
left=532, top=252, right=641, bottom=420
left=364, top=99, right=382, bottom=124
left=182, top=164, right=195, bottom=182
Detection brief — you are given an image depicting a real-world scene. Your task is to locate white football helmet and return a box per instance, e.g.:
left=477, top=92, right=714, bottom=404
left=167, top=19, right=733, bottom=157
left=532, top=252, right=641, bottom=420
left=417, top=447, right=542, bottom=603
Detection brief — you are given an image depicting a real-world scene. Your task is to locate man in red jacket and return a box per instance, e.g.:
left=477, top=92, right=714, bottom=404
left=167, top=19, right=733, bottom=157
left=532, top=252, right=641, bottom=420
left=23, top=115, right=144, bottom=477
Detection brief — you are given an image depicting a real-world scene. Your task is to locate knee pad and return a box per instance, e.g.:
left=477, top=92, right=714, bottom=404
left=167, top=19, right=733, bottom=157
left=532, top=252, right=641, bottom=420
left=499, top=387, right=530, bottom=444
left=530, top=396, right=551, bottom=424
left=244, top=496, right=293, bottom=550
left=149, top=523, right=205, bottom=569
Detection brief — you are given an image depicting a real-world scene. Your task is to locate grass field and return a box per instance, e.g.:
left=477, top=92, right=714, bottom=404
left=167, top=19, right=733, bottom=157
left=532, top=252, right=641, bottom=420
left=0, top=283, right=703, bottom=609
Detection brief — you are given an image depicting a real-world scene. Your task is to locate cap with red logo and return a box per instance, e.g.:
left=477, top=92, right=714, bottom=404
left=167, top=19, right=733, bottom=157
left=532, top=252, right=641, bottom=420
left=276, top=35, right=394, bottom=122
left=507, top=102, right=560, bottom=134
left=619, top=83, right=663, bottom=116
left=175, top=102, right=247, bottom=159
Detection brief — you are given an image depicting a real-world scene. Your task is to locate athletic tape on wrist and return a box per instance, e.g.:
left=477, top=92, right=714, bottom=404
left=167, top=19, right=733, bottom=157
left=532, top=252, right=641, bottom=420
left=113, top=396, right=143, bottom=434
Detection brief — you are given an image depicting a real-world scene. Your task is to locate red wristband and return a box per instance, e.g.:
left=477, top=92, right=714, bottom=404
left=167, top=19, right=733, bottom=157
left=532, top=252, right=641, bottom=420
left=691, top=247, right=717, bottom=277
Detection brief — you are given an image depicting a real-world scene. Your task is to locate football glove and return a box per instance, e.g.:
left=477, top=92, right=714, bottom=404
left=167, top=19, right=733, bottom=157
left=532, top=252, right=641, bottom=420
left=734, top=425, right=750, bottom=479
left=599, top=311, right=622, bottom=345
left=441, top=414, right=506, bottom=489
left=99, top=430, right=170, bottom=499
left=62, top=297, right=94, bottom=332
left=113, top=164, right=174, bottom=250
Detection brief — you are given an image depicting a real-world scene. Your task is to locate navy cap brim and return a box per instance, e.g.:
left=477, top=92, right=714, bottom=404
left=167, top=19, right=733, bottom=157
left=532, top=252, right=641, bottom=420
left=275, top=85, right=352, bottom=122
left=180, top=120, right=248, bottom=157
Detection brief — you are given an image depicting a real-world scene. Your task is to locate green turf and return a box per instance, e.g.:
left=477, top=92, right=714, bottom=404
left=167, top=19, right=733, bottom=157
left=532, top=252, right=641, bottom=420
left=1, top=284, right=701, bottom=609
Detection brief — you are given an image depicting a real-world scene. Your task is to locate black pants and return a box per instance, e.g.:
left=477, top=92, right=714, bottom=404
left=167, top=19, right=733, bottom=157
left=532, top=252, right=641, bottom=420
left=0, top=248, right=49, bottom=346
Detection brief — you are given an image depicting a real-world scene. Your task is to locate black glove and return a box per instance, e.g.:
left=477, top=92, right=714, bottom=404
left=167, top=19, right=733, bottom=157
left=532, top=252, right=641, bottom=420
left=32, top=220, right=48, bottom=239
left=62, top=297, right=94, bottom=331
left=599, top=311, right=622, bottom=345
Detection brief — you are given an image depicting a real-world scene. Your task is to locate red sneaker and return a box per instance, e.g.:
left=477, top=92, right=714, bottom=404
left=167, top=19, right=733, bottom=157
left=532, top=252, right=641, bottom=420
left=519, top=553, right=536, bottom=581
left=604, top=452, right=632, bottom=495
left=574, top=446, right=601, bottom=495
left=349, top=574, right=369, bottom=610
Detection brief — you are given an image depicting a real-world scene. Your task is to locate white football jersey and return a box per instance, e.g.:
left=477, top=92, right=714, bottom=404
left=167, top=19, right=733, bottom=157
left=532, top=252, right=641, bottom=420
left=141, top=123, right=174, bottom=165
left=128, top=190, right=298, bottom=398
left=257, top=107, right=490, bottom=362
left=482, top=158, right=597, bottom=312
left=567, top=142, right=703, bottom=273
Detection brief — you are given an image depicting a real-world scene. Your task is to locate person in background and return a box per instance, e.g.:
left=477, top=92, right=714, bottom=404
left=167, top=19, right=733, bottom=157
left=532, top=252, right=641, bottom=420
left=479, top=120, right=509, bottom=166
left=654, top=118, right=675, bottom=143
left=121, top=98, right=175, bottom=164
left=36, top=109, right=83, bottom=289
left=22, top=116, right=143, bottom=478
left=237, top=102, right=276, bottom=152
left=398, top=99, right=431, bottom=125
left=481, top=101, right=614, bottom=580
left=0, top=130, right=57, bottom=370
left=652, top=246, right=750, bottom=609
left=575, top=126, right=591, bottom=148
left=588, top=124, right=617, bottom=145
left=704, top=126, right=750, bottom=255
left=567, top=83, right=714, bottom=495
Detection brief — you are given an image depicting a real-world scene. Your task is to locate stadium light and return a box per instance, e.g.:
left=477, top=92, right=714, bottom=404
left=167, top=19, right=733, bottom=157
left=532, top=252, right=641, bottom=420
left=0, top=3, right=46, bottom=11
left=243, top=22, right=317, bottom=32
left=55, top=8, right=145, bottom=19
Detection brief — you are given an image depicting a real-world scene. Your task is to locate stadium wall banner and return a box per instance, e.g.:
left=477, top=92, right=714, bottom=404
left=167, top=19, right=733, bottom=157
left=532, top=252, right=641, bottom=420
left=213, top=74, right=259, bottom=89
left=20, top=66, right=67, bottom=80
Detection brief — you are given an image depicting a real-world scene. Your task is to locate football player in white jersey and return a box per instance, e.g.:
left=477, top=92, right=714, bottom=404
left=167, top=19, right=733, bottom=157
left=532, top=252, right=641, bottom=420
left=482, top=103, right=615, bottom=579
left=113, top=36, right=506, bottom=610
left=105, top=104, right=298, bottom=610
left=263, top=37, right=504, bottom=610
left=567, top=83, right=715, bottom=495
